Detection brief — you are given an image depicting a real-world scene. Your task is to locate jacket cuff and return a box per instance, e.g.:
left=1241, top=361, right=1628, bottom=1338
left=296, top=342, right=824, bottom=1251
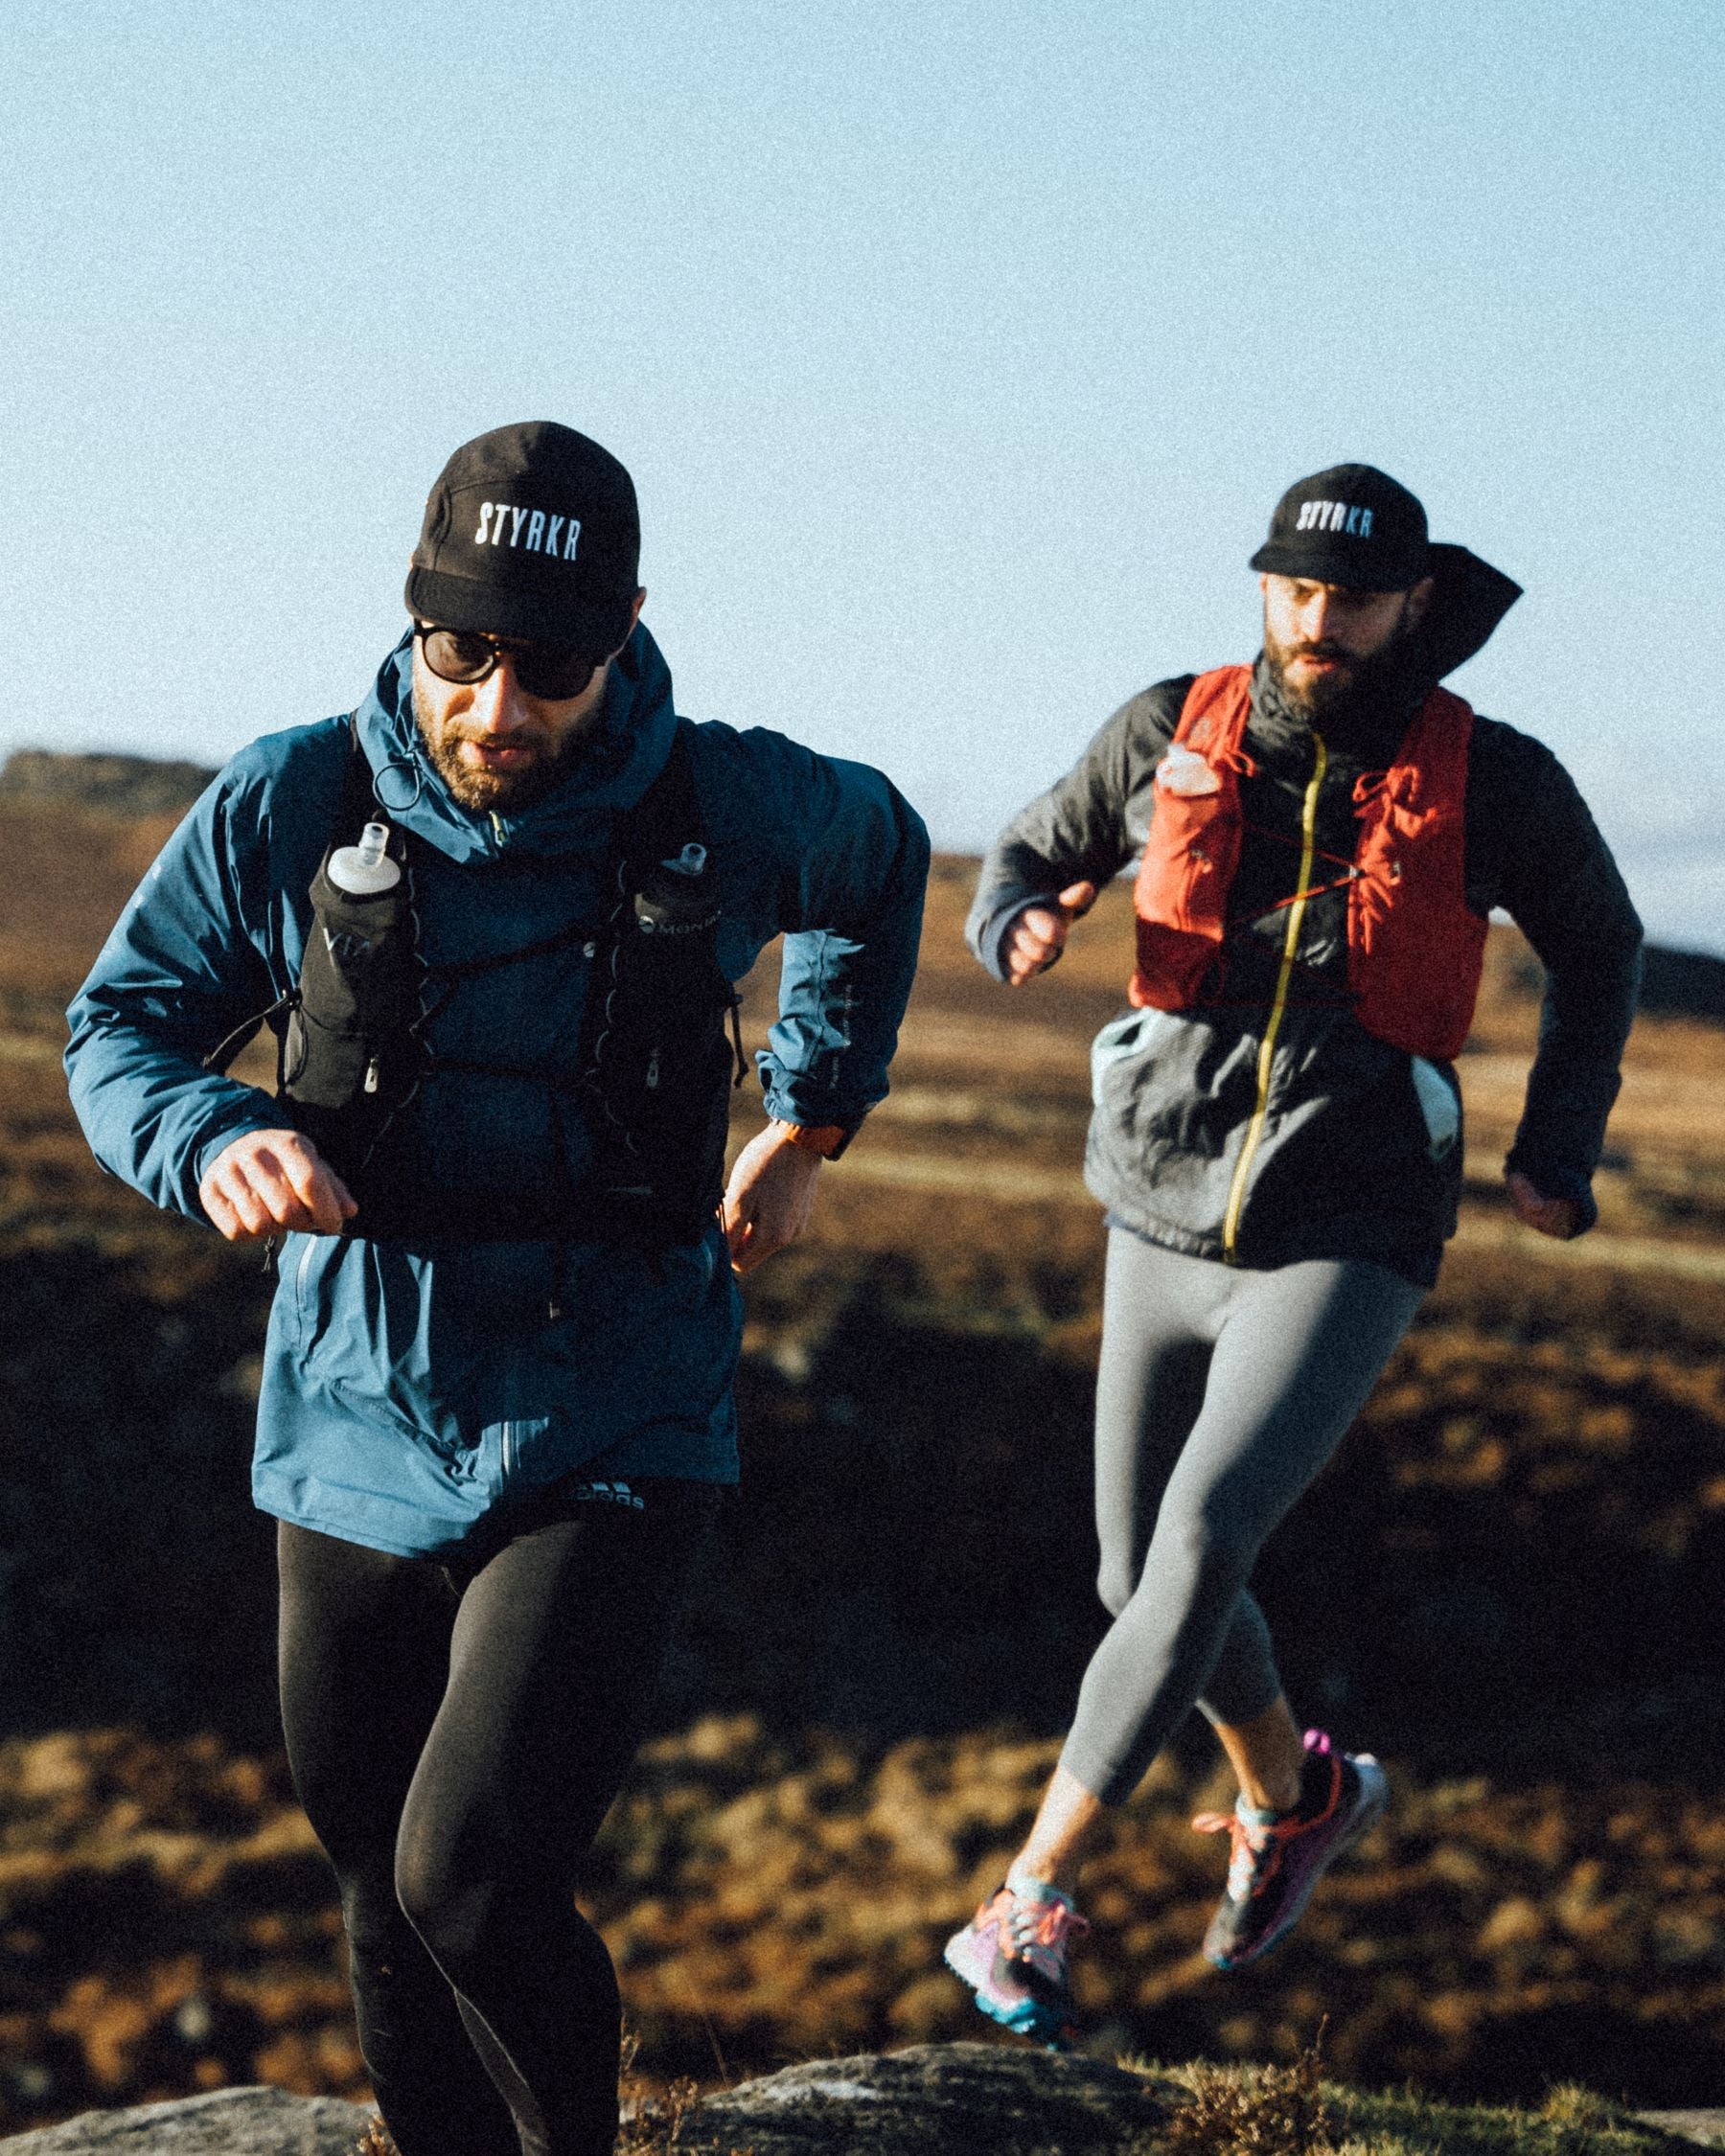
left=970, top=890, right=1063, bottom=982
left=193, top=1104, right=290, bottom=1190
left=758, top=1078, right=871, bottom=1135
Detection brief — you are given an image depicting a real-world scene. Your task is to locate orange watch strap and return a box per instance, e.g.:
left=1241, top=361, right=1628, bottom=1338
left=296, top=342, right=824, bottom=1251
left=771, top=1119, right=854, bottom=1159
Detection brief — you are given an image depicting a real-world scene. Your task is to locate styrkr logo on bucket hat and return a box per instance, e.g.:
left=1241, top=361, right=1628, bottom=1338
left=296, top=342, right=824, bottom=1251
left=1250, top=464, right=1430, bottom=591
left=405, top=421, right=641, bottom=653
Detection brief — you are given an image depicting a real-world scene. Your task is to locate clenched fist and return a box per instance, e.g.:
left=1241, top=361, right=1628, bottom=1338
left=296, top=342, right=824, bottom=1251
left=1001, top=881, right=1098, bottom=985
left=199, top=1129, right=357, bottom=1241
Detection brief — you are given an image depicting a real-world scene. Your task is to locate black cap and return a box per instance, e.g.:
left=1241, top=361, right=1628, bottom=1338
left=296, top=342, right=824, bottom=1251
left=1250, top=463, right=1430, bottom=591
left=405, top=421, right=641, bottom=653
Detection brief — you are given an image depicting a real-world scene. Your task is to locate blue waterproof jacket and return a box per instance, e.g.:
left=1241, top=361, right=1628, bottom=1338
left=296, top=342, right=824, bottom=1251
left=67, top=628, right=928, bottom=1555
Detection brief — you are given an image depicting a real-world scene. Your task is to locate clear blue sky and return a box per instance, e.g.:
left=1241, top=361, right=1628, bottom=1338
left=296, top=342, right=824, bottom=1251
left=5, top=0, right=1722, bottom=948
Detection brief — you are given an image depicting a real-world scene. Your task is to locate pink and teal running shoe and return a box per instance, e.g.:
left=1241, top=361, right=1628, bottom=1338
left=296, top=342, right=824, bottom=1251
left=1194, top=1728, right=1387, bottom=1970
left=943, top=1879, right=1090, bottom=2048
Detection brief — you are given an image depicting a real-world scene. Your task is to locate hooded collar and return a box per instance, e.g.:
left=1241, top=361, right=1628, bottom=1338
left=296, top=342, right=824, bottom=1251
left=1413, top=543, right=1523, bottom=681
left=1249, top=542, right=1525, bottom=767
left=353, top=622, right=679, bottom=864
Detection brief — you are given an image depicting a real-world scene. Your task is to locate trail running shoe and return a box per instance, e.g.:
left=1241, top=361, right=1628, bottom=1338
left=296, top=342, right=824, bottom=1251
left=1194, top=1728, right=1387, bottom=1970
left=943, top=1879, right=1090, bottom=2047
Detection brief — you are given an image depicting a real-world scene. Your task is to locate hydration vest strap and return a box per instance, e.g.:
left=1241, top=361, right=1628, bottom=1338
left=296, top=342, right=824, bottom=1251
left=422, top=1055, right=586, bottom=1086
left=422, top=920, right=597, bottom=983
left=1238, top=818, right=1357, bottom=872
left=269, top=716, right=739, bottom=1249
left=202, top=712, right=376, bottom=1076
left=402, top=731, right=706, bottom=990
left=201, top=990, right=297, bottom=1077
left=616, top=725, right=705, bottom=881
left=1230, top=868, right=1360, bottom=930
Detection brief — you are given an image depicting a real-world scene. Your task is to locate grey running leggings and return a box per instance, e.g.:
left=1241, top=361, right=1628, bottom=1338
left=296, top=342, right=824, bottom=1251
left=1060, top=1233, right=1424, bottom=1806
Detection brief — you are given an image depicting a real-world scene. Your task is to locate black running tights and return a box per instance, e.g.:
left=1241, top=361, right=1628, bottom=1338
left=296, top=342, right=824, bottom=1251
left=277, top=1484, right=721, bottom=2156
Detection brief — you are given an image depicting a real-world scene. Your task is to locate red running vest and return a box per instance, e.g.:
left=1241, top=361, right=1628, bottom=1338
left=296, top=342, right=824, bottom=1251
left=1129, top=665, right=1489, bottom=1062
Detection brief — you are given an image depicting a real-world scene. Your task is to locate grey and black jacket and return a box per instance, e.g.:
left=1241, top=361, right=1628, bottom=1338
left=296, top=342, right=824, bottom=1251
left=967, top=550, right=1642, bottom=1286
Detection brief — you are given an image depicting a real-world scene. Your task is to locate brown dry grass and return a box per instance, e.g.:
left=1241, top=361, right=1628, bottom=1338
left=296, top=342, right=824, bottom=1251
left=12, top=1722, right=1725, bottom=2131
left=1161, top=2032, right=1331, bottom=2156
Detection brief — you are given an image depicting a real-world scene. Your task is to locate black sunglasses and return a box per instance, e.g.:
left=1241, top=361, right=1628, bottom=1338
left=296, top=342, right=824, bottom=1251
left=414, top=623, right=601, bottom=701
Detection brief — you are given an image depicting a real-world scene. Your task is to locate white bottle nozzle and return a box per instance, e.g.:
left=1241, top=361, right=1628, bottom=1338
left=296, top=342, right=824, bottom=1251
left=328, top=820, right=402, bottom=896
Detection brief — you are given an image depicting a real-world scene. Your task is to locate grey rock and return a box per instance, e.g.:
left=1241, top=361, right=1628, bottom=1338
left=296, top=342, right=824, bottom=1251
left=1640, top=2113, right=1725, bottom=2148
left=659, top=2040, right=1176, bottom=2153
left=0, top=2087, right=370, bottom=2156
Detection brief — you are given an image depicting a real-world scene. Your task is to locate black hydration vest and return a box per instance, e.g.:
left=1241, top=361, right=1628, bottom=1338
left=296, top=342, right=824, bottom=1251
left=210, top=721, right=745, bottom=1250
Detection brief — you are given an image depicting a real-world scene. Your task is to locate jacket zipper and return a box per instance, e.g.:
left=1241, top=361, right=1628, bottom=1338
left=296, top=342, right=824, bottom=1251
left=291, top=1234, right=318, bottom=1338
left=1221, top=732, right=1327, bottom=1263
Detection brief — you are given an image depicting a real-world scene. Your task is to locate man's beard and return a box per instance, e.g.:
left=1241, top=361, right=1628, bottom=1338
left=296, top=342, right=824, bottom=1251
left=1263, top=602, right=1424, bottom=726
left=420, top=719, right=586, bottom=813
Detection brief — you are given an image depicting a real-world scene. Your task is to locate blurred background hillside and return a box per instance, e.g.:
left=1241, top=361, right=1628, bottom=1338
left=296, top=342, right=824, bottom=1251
left=5, top=752, right=1725, bottom=2131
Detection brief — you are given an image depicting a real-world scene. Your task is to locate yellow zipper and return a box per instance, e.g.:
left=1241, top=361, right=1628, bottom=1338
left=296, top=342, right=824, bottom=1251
left=1222, top=733, right=1327, bottom=1263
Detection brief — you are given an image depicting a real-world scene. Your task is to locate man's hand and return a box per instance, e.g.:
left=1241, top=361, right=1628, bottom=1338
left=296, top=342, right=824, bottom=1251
left=723, top=1123, right=823, bottom=1274
left=1506, top=1169, right=1582, bottom=1241
left=199, top=1129, right=357, bottom=1242
left=1001, top=881, right=1098, bottom=985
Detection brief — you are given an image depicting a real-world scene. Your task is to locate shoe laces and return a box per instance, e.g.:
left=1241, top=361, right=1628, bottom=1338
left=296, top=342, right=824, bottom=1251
left=1193, top=1805, right=1295, bottom=1901
left=999, top=1888, right=1090, bottom=1961
left=1194, top=1745, right=1344, bottom=1900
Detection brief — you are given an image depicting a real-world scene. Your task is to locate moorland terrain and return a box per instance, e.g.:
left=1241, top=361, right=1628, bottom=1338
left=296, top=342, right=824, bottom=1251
left=4, top=752, right=1725, bottom=2132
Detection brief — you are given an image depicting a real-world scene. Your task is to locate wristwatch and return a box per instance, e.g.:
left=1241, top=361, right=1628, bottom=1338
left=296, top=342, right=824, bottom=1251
left=770, top=1118, right=858, bottom=1160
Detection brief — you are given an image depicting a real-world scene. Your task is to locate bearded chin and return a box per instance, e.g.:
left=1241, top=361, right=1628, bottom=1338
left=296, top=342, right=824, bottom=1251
left=422, top=726, right=579, bottom=813
left=1269, top=614, right=1424, bottom=724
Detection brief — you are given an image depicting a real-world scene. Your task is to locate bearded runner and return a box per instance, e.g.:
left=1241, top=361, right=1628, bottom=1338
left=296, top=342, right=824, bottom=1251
left=67, top=420, right=928, bottom=2156
left=943, top=461, right=1640, bottom=2048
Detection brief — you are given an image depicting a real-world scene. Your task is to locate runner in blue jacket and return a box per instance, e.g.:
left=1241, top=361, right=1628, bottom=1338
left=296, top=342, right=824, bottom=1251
left=66, top=421, right=928, bottom=2156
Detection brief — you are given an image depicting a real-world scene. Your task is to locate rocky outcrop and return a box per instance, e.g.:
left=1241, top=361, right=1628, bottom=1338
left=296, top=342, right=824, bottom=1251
left=0, top=2085, right=368, bottom=2154
left=1643, top=2117, right=1725, bottom=2150
left=664, top=2042, right=1175, bottom=2152
left=1, top=2046, right=1174, bottom=2155
left=10, top=2048, right=1725, bottom=2154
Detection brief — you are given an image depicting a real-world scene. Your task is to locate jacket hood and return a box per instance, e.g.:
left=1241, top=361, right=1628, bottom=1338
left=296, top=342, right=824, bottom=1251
left=353, top=622, right=678, bottom=864
left=1416, top=543, right=1523, bottom=680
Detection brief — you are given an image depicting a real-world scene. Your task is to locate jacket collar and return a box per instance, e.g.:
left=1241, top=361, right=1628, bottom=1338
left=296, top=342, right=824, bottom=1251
left=352, top=623, right=678, bottom=863
left=1249, top=656, right=1420, bottom=768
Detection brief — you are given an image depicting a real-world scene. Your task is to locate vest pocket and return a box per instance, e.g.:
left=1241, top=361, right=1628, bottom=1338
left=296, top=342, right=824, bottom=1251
left=281, top=1003, right=369, bottom=1108
left=1410, top=1055, right=1461, bottom=1161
